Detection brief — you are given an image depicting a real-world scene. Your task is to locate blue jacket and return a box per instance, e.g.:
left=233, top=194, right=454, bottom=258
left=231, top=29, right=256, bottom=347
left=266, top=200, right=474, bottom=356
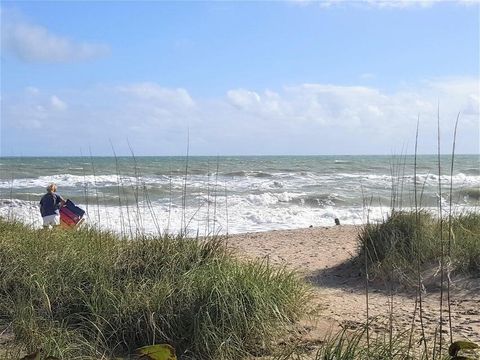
left=40, top=192, right=63, bottom=217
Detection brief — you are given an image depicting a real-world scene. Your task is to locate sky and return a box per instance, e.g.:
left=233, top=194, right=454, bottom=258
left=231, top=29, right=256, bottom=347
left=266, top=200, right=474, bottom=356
left=1, top=0, right=479, bottom=156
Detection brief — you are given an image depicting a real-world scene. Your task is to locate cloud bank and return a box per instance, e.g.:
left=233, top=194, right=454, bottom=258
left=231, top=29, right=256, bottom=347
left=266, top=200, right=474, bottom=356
left=1, top=10, right=109, bottom=63
left=294, top=0, right=478, bottom=9
left=2, top=78, right=479, bottom=155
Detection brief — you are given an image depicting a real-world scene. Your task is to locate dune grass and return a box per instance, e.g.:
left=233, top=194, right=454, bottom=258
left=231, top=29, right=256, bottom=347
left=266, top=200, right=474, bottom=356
left=275, top=324, right=479, bottom=360
left=0, top=219, right=311, bottom=359
left=358, top=210, right=480, bottom=284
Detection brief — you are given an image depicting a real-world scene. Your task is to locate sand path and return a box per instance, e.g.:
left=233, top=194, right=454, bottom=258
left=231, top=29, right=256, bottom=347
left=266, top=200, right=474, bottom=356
left=227, top=226, right=480, bottom=346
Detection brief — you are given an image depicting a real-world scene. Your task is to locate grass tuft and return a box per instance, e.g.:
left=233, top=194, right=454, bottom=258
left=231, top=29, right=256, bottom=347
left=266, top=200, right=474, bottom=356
left=0, top=219, right=311, bottom=359
left=358, top=210, right=480, bottom=283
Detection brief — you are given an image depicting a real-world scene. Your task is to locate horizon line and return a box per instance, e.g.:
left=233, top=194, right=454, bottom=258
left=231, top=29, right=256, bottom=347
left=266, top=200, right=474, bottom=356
left=1, top=153, right=479, bottom=158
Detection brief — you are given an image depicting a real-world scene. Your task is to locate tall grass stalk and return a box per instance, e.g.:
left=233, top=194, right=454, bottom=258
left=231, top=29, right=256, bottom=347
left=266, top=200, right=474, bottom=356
left=224, top=179, right=229, bottom=236
left=364, top=226, right=370, bottom=357
left=447, top=113, right=460, bottom=345
left=406, top=294, right=419, bottom=359
left=128, top=140, right=144, bottom=238
left=110, top=141, right=127, bottom=237
left=143, top=178, right=162, bottom=237
left=167, top=163, right=173, bottom=234
left=89, top=148, right=102, bottom=226
left=414, top=118, right=429, bottom=358
left=436, top=105, right=445, bottom=359
left=80, top=150, right=90, bottom=220
left=206, top=159, right=211, bottom=236
left=181, top=132, right=190, bottom=236
left=213, top=156, right=220, bottom=234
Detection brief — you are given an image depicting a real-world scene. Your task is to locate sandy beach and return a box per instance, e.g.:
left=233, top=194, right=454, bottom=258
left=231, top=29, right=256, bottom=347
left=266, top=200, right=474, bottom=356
left=227, top=225, right=480, bottom=347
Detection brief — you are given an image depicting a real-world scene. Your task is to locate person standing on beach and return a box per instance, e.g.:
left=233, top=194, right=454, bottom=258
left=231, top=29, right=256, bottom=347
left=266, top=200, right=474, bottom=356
left=40, top=183, right=66, bottom=228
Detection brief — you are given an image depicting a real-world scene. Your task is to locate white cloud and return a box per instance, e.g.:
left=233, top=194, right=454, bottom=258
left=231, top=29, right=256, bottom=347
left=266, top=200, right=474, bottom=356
left=118, top=83, right=195, bottom=108
left=370, top=0, right=479, bottom=8
left=227, top=89, right=261, bottom=109
left=226, top=84, right=390, bottom=128
left=1, top=10, right=109, bottom=63
left=293, top=0, right=478, bottom=9
left=2, top=78, right=479, bottom=155
left=50, top=95, right=67, bottom=111
left=25, top=86, right=40, bottom=95
left=3, top=90, right=67, bottom=130
left=366, top=0, right=439, bottom=8
left=221, top=79, right=479, bottom=153
left=360, top=73, right=376, bottom=80
left=288, top=0, right=316, bottom=6
left=229, top=80, right=478, bottom=130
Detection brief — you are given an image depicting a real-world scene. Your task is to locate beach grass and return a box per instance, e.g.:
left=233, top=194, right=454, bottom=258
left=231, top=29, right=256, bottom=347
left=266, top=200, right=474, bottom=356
left=0, top=219, right=311, bottom=359
left=358, top=210, right=480, bottom=284
left=309, top=327, right=420, bottom=360
left=275, top=324, right=479, bottom=360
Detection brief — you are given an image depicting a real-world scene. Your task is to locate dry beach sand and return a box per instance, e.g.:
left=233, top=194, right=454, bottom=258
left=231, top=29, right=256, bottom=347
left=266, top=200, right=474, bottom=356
left=227, top=225, right=480, bottom=348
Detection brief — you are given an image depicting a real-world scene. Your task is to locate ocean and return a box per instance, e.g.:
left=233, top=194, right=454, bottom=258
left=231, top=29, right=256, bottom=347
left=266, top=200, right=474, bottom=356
left=0, top=155, right=478, bottom=235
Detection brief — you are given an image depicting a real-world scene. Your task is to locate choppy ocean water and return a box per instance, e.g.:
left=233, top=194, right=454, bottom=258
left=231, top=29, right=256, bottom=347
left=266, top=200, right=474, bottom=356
left=0, top=155, right=478, bottom=235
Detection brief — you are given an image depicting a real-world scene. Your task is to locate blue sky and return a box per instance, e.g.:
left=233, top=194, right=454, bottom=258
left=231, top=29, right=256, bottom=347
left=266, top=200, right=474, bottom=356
left=1, top=1, right=479, bottom=156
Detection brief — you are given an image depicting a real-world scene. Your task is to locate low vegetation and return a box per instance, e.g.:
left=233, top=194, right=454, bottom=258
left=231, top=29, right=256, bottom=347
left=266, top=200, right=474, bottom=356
left=358, top=210, right=480, bottom=284
left=276, top=326, right=479, bottom=360
left=0, top=219, right=310, bottom=359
